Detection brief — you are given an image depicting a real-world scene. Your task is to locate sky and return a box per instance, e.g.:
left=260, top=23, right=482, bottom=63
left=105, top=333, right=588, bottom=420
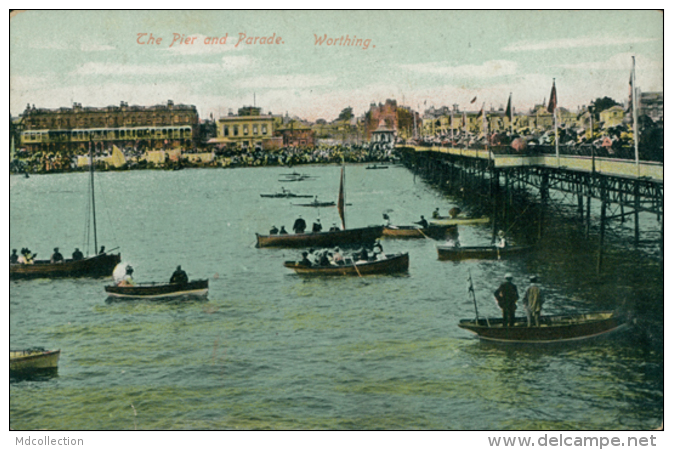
left=9, top=10, right=664, bottom=122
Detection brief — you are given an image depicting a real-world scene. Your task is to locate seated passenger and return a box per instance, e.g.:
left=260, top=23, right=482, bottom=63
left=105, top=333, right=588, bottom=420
left=10, top=249, right=18, bottom=264
left=279, top=226, right=288, bottom=235
left=51, top=247, right=64, bottom=264
left=269, top=225, right=279, bottom=235
left=170, top=265, right=189, bottom=284
left=118, top=265, right=135, bottom=286
left=72, top=248, right=84, bottom=261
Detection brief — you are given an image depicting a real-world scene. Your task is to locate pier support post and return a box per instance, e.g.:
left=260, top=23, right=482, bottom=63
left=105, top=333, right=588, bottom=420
left=491, top=169, right=499, bottom=243
left=634, top=180, right=640, bottom=247
left=585, top=195, right=592, bottom=237
left=597, top=182, right=607, bottom=275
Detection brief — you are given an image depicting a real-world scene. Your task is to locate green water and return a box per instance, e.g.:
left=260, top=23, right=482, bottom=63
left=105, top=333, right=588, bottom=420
left=9, top=165, right=663, bottom=430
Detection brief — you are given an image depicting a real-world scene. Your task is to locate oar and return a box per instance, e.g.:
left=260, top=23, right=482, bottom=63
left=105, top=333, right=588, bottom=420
left=468, top=269, right=490, bottom=327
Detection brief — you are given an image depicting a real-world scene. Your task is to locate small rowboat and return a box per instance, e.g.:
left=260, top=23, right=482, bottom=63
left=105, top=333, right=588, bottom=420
left=429, top=216, right=490, bottom=226
left=437, top=245, right=533, bottom=261
left=292, top=200, right=336, bottom=207
left=10, top=349, right=61, bottom=373
left=458, top=311, right=628, bottom=344
left=383, top=225, right=456, bottom=239
left=260, top=192, right=314, bottom=198
left=284, top=252, right=409, bottom=276
left=104, top=280, right=209, bottom=299
left=366, top=164, right=389, bottom=170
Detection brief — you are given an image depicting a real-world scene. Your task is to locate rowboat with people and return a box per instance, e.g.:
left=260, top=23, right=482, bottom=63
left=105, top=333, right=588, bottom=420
left=458, top=311, right=629, bottom=344
left=284, top=252, right=409, bottom=276
left=105, top=279, right=209, bottom=299
left=437, top=244, right=533, bottom=261
left=10, top=142, right=120, bottom=280
left=10, top=348, right=61, bottom=373
left=256, top=166, right=383, bottom=248
left=383, top=224, right=456, bottom=239
left=260, top=189, right=313, bottom=198
left=292, top=199, right=336, bottom=207
left=429, top=216, right=491, bottom=226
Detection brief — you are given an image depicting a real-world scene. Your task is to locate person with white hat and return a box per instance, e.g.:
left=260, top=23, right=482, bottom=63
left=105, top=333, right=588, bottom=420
left=493, top=273, right=519, bottom=327
left=523, top=276, right=543, bottom=327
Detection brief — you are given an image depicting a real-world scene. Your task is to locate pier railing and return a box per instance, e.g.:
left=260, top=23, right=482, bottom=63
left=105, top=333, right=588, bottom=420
left=413, top=142, right=663, bottom=163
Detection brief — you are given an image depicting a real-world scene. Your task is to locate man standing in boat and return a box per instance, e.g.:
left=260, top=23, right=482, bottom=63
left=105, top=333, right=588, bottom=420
left=494, top=273, right=519, bottom=327
left=293, top=215, right=307, bottom=234
left=312, top=218, right=322, bottom=233
left=523, top=276, right=543, bottom=327
left=170, top=265, right=189, bottom=284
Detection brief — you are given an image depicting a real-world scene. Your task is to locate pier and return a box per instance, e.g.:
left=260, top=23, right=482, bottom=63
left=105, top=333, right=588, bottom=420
left=397, top=144, right=664, bottom=275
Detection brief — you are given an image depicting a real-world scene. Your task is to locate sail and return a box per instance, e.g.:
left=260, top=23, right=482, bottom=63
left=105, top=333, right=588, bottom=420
left=337, top=166, right=346, bottom=230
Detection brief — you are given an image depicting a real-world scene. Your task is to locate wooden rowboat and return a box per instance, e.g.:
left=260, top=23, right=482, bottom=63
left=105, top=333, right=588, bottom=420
left=104, top=279, right=209, bottom=299
left=284, top=252, right=409, bottom=275
left=429, top=216, right=490, bottom=226
left=437, top=245, right=533, bottom=261
left=383, top=224, right=456, bottom=239
left=260, top=192, right=313, bottom=198
left=366, top=164, right=389, bottom=170
left=292, top=200, right=336, bottom=207
left=256, top=226, right=384, bottom=248
left=10, top=253, right=121, bottom=280
left=10, top=349, right=61, bottom=373
left=458, top=311, right=628, bottom=344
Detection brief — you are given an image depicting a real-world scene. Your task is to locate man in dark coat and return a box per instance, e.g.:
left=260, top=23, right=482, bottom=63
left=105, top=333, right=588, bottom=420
left=293, top=216, right=307, bottom=234
left=51, top=247, right=64, bottom=264
left=494, top=273, right=519, bottom=327
left=170, top=265, right=189, bottom=284
left=72, top=248, right=84, bottom=261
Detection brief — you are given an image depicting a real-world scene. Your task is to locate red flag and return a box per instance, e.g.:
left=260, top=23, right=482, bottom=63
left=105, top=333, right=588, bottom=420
left=547, top=80, right=557, bottom=113
left=470, top=96, right=477, bottom=104
left=337, top=165, right=345, bottom=230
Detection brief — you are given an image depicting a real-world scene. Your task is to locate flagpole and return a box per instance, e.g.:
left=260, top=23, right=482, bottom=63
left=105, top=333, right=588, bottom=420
left=555, top=107, right=559, bottom=165
left=632, top=56, right=640, bottom=177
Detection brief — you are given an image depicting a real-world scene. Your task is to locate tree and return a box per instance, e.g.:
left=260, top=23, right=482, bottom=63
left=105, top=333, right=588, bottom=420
left=337, top=107, right=353, bottom=122
left=591, top=97, right=619, bottom=117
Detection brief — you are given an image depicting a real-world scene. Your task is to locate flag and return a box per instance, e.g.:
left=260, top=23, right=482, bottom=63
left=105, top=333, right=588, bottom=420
left=547, top=80, right=557, bottom=113
left=462, top=111, right=467, bottom=128
left=470, top=96, right=477, bottom=104
left=476, top=106, right=483, bottom=120
left=505, top=93, right=512, bottom=119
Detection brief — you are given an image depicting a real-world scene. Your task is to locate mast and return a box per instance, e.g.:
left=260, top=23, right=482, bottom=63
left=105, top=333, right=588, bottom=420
left=89, top=138, right=98, bottom=255
left=337, top=165, right=346, bottom=230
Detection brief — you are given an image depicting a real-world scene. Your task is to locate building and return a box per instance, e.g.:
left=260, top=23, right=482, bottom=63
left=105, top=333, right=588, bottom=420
left=599, top=106, right=626, bottom=129
left=639, top=91, right=663, bottom=123
left=214, top=112, right=281, bottom=151
left=276, top=120, right=316, bottom=147
left=19, top=100, right=199, bottom=154
left=365, top=99, right=398, bottom=140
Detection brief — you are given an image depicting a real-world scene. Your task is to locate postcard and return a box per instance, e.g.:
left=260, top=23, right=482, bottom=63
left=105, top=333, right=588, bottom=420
left=8, top=9, right=665, bottom=445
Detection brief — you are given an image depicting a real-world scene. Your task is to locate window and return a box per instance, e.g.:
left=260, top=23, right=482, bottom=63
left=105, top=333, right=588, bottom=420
left=234, top=126, right=239, bottom=136
left=243, top=125, right=249, bottom=135
left=224, top=126, right=229, bottom=136
left=262, top=125, right=268, bottom=135
left=253, top=125, right=258, bottom=135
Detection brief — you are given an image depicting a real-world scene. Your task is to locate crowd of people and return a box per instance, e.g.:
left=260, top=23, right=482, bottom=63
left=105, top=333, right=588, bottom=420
left=297, top=242, right=387, bottom=268
left=11, top=143, right=397, bottom=174
left=10, top=246, right=100, bottom=264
